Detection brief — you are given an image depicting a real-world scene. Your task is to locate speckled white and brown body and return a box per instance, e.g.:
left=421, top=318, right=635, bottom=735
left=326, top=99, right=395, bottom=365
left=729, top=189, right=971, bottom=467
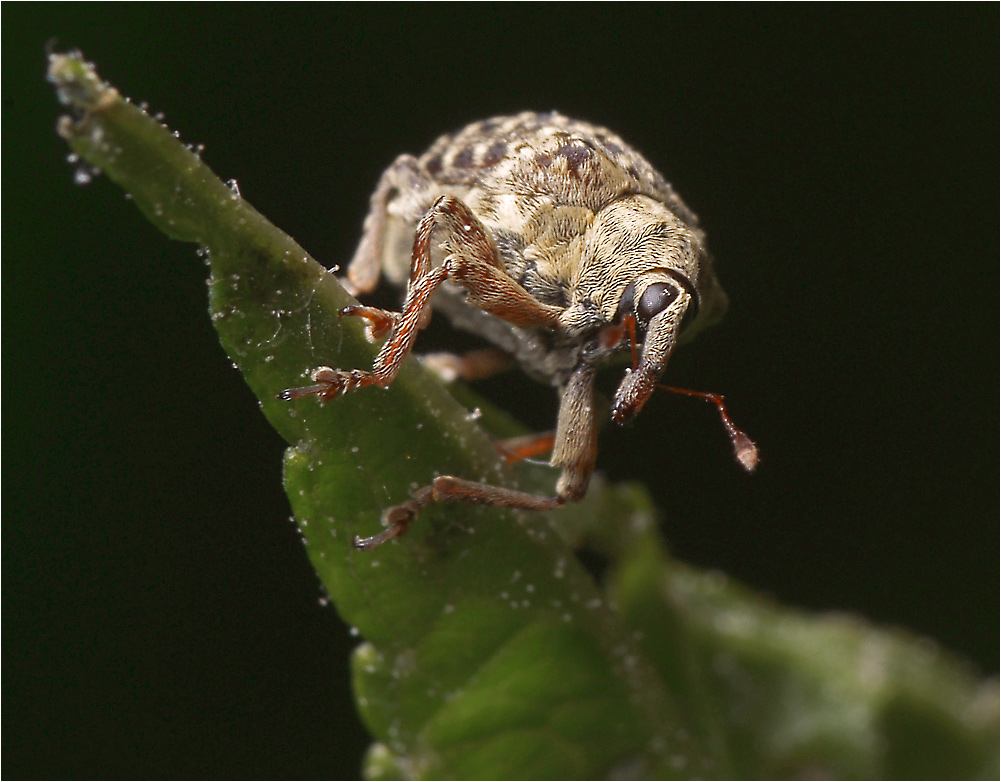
left=345, top=111, right=728, bottom=387
left=283, top=112, right=753, bottom=550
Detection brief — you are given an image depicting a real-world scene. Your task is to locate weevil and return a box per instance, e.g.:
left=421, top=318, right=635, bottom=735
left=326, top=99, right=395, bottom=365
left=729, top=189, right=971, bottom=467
left=281, top=112, right=757, bottom=549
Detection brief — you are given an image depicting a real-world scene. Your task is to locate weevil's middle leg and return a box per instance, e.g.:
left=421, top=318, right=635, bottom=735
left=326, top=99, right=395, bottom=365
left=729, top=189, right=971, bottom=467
left=340, top=305, right=398, bottom=342
left=353, top=477, right=567, bottom=550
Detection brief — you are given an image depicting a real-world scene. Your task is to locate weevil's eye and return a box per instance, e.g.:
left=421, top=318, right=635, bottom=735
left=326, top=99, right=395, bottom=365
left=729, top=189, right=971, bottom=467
left=636, top=282, right=679, bottom=323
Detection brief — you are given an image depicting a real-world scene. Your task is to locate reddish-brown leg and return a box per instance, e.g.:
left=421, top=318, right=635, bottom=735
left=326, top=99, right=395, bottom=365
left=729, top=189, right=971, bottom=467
left=430, top=198, right=563, bottom=328
left=493, top=431, right=556, bottom=464
left=280, top=195, right=564, bottom=402
left=340, top=305, right=398, bottom=342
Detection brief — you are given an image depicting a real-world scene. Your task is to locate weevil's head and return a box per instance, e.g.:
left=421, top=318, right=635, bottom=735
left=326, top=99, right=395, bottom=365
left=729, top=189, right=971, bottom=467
left=580, top=195, right=728, bottom=424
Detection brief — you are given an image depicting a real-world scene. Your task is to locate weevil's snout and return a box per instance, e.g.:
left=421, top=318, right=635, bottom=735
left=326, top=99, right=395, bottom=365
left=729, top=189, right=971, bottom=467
left=610, top=276, right=695, bottom=424
left=611, top=362, right=660, bottom=424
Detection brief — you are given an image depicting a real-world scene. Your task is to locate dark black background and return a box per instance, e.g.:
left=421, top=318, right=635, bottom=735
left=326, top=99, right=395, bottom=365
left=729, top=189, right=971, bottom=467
left=5, top=6, right=997, bottom=778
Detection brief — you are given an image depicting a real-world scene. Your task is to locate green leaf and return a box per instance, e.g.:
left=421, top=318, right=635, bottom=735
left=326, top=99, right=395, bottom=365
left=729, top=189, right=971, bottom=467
left=613, top=526, right=999, bottom=778
left=50, top=53, right=997, bottom=779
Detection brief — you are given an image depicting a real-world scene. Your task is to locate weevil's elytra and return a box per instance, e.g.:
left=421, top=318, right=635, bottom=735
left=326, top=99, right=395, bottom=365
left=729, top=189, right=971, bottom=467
left=280, top=111, right=757, bottom=549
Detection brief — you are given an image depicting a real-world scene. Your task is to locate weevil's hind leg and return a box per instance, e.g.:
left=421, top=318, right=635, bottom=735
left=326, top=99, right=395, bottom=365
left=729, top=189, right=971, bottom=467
left=343, top=154, right=433, bottom=297
left=493, top=431, right=556, bottom=464
left=353, top=365, right=598, bottom=550
left=421, top=348, right=516, bottom=383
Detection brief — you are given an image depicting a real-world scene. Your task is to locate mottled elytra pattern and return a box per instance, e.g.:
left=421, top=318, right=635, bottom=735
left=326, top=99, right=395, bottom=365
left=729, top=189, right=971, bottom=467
left=419, top=112, right=698, bottom=229
left=281, top=112, right=756, bottom=549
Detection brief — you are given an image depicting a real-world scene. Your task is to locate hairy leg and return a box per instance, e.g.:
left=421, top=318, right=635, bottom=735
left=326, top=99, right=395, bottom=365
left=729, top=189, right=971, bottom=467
left=282, top=195, right=563, bottom=401
left=353, top=364, right=598, bottom=550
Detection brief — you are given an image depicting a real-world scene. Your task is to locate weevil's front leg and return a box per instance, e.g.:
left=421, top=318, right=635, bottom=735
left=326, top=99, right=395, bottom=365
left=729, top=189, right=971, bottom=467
left=282, top=195, right=564, bottom=402
left=281, top=196, right=454, bottom=401
left=354, top=195, right=564, bottom=390
left=354, top=364, right=598, bottom=550
left=429, top=196, right=564, bottom=328
left=280, top=261, right=449, bottom=401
